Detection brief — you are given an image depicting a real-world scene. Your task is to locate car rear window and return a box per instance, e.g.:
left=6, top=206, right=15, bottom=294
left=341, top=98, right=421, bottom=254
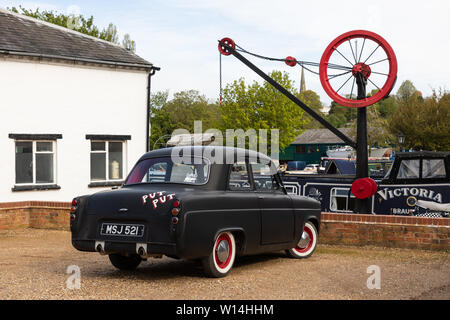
left=125, top=157, right=210, bottom=185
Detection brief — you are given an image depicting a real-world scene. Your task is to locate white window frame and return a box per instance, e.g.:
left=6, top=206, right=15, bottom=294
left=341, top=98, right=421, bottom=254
left=89, top=140, right=127, bottom=183
left=14, top=140, right=57, bottom=186
left=330, top=187, right=355, bottom=213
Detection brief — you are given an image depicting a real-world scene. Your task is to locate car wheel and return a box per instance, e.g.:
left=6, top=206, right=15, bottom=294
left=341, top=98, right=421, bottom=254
left=286, top=221, right=318, bottom=259
left=108, top=253, right=142, bottom=270
left=202, top=232, right=236, bottom=278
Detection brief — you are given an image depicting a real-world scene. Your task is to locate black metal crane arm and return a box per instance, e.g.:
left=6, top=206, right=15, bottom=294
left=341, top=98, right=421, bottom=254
left=218, top=40, right=356, bottom=149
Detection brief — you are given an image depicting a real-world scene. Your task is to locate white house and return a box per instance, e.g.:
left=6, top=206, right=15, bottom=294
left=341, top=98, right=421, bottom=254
left=0, top=9, right=157, bottom=202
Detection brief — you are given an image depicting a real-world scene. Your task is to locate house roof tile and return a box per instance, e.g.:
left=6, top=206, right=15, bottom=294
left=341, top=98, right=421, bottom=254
left=0, top=9, right=152, bottom=69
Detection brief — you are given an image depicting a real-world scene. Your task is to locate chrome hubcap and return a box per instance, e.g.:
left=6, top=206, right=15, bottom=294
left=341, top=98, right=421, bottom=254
left=297, top=230, right=311, bottom=249
left=216, top=240, right=230, bottom=263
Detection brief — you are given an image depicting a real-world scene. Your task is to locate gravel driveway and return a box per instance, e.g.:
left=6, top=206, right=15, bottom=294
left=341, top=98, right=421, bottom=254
left=0, top=229, right=448, bottom=300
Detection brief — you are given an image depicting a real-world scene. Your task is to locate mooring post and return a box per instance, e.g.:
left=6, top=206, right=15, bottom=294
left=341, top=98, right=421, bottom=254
left=355, top=74, right=371, bottom=214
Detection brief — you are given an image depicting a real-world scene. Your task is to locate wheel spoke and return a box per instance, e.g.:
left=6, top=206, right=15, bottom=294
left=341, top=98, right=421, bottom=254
left=327, top=64, right=353, bottom=71
left=370, top=71, right=389, bottom=76
left=368, top=78, right=381, bottom=91
left=328, top=70, right=352, bottom=80
left=369, top=58, right=388, bottom=66
left=358, top=38, right=366, bottom=63
left=363, top=45, right=380, bottom=64
left=336, top=74, right=354, bottom=94
left=320, top=30, right=397, bottom=108
left=349, top=40, right=357, bottom=64
left=334, top=47, right=355, bottom=67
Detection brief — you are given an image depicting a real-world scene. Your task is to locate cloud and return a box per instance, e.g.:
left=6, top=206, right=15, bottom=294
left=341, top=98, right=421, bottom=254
left=2, top=0, right=448, bottom=104
left=163, top=0, right=450, bottom=103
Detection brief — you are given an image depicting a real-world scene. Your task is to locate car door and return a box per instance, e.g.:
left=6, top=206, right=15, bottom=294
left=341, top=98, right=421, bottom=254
left=250, top=161, right=295, bottom=245
left=224, top=161, right=260, bottom=252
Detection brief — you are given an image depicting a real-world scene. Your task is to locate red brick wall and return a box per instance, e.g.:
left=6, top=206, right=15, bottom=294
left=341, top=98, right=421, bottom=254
left=0, top=202, right=448, bottom=251
left=320, top=213, right=449, bottom=251
left=0, top=206, right=30, bottom=230
left=0, top=201, right=70, bottom=231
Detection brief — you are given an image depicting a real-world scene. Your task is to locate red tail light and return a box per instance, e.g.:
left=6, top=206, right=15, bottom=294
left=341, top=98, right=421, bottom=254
left=70, top=198, right=78, bottom=213
left=172, top=199, right=181, bottom=217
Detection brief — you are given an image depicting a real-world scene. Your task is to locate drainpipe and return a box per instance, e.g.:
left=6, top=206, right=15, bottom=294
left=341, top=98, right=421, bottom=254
left=146, top=66, right=160, bottom=152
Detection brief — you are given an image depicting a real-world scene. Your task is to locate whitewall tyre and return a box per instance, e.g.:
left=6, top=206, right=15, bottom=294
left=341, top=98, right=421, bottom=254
left=287, top=221, right=318, bottom=259
left=202, top=232, right=236, bottom=278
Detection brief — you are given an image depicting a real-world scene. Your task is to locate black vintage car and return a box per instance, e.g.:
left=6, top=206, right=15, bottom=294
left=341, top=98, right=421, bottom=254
left=71, top=147, right=321, bottom=277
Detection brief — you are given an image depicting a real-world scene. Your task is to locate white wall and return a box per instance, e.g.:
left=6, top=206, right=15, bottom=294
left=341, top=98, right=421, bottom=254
left=0, top=57, right=149, bottom=202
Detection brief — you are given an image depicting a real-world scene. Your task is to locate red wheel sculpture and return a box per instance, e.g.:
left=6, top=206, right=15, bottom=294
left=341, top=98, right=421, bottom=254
left=319, top=30, right=397, bottom=108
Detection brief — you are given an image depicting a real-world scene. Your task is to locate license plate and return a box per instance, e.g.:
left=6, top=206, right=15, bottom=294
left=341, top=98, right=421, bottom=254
left=100, top=223, right=145, bottom=237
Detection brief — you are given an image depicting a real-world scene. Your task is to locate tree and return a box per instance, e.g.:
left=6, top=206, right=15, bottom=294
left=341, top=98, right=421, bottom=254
left=9, top=6, right=136, bottom=51
left=149, top=90, right=222, bottom=150
left=396, top=80, right=417, bottom=104
left=377, top=95, right=398, bottom=118
left=326, top=112, right=348, bottom=128
left=348, top=104, right=394, bottom=148
left=220, top=71, right=308, bottom=151
left=388, top=90, right=450, bottom=151
left=324, top=87, right=399, bottom=138
left=122, top=34, right=136, bottom=53
left=149, top=91, right=171, bottom=150
left=326, top=101, right=357, bottom=128
left=164, top=90, right=221, bottom=131
left=296, top=90, right=324, bottom=129
left=100, top=23, right=119, bottom=44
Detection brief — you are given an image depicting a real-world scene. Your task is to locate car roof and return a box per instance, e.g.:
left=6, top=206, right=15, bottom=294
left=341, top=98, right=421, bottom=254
left=138, top=146, right=273, bottom=164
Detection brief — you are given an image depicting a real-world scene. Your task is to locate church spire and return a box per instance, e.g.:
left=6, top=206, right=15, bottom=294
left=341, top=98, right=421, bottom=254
left=300, top=67, right=306, bottom=93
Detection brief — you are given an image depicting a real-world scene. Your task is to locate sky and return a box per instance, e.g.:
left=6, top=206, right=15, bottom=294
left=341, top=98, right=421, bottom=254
left=1, top=0, right=449, bottom=107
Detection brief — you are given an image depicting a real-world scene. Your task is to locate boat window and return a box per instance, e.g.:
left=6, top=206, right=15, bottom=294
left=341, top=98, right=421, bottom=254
left=330, top=188, right=355, bottom=213
left=422, top=159, right=446, bottom=179
left=383, top=162, right=393, bottom=179
left=229, top=162, right=251, bottom=191
left=397, top=159, right=420, bottom=179
left=125, top=157, right=210, bottom=185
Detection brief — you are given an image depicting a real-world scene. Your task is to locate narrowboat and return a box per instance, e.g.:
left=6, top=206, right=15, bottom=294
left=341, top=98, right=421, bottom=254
left=282, top=151, right=450, bottom=217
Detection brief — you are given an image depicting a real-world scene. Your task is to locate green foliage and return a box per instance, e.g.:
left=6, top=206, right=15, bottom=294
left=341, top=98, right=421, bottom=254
left=348, top=105, right=394, bottom=148
left=122, top=34, right=136, bottom=52
left=164, top=90, right=221, bottom=131
left=149, top=91, right=171, bottom=150
left=388, top=90, right=450, bottom=151
left=326, top=112, right=348, bottom=128
left=220, top=71, right=308, bottom=151
left=396, top=80, right=417, bottom=104
left=296, top=90, right=324, bottom=129
left=326, top=101, right=357, bottom=127
left=325, top=88, right=399, bottom=145
left=149, top=90, right=221, bottom=150
left=377, top=96, right=398, bottom=118
left=101, top=23, right=119, bottom=44
left=8, top=6, right=136, bottom=52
